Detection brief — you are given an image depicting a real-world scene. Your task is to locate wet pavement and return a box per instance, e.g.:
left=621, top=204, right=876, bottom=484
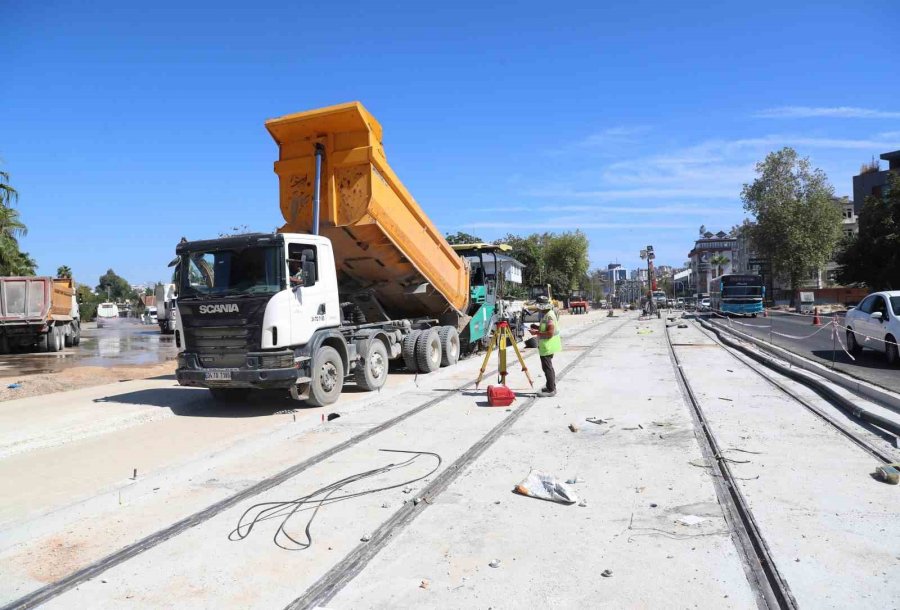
left=0, top=320, right=177, bottom=377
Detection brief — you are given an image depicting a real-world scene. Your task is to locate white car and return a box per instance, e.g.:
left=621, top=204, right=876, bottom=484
left=844, top=290, right=900, bottom=366
left=699, top=298, right=711, bottom=312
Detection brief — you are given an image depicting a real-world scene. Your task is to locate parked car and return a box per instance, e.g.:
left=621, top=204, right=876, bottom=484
left=844, top=290, right=900, bottom=365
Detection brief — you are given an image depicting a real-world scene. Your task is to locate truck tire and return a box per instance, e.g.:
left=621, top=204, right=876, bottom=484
left=37, top=332, right=49, bottom=352
left=402, top=330, right=422, bottom=373
left=355, top=339, right=388, bottom=391
left=416, top=328, right=442, bottom=373
left=73, top=322, right=81, bottom=346
left=208, top=388, right=250, bottom=403
left=438, top=326, right=460, bottom=367
left=48, top=326, right=62, bottom=352
left=64, top=323, right=74, bottom=347
left=307, top=346, right=344, bottom=407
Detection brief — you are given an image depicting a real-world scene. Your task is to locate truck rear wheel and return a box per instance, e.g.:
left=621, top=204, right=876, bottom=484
left=355, top=340, right=388, bottom=391
left=307, top=346, right=344, bottom=407
left=402, top=330, right=422, bottom=373
left=438, top=326, right=460, bottom=367
left=416, top=328, right=442, bottom=373
left=48, top=326, right=62, bottom=352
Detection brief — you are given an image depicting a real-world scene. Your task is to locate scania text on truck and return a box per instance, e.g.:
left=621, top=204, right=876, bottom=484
left=173, top=102, right=511, bottom=406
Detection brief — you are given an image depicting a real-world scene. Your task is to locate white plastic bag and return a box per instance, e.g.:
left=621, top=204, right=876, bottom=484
left=514, top=469, right=579, bottom=505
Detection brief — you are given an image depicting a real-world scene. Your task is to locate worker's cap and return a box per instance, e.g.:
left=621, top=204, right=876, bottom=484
left=536, top=296, right=552, bottom=309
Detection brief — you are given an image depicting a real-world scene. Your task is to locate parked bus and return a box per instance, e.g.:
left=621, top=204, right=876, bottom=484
left=710, top=274, right=764, bottom=316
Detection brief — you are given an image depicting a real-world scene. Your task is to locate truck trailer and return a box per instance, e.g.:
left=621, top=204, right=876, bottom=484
left=0, top=277, right=81, bottom=352
left=174, top=102, right=509, bottom=405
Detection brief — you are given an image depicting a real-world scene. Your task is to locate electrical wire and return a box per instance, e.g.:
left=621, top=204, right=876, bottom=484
left=228, top=449, right=442, bottom=551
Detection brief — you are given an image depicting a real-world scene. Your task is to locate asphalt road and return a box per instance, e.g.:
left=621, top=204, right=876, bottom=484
left=706, top=311, right=900, bottom=393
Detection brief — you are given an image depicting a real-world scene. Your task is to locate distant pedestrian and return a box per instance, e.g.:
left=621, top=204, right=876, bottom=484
left=530, top=296, right=561, bottom=397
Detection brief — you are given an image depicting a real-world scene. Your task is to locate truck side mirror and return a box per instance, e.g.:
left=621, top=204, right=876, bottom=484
left=302, top=261, right=317, bottom=287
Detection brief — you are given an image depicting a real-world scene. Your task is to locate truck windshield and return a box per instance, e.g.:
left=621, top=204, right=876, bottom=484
left=180, top=246, right=283, bottom=298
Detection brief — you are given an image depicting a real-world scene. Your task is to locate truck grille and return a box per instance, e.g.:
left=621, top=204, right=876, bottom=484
left=185, top=325, right=259, bottom=368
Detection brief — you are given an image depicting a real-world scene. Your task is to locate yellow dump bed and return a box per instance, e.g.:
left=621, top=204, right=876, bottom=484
left=266, top=102, right=470, bottom=325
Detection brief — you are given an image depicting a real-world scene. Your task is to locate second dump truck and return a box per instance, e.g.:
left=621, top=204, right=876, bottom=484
left=0, top=277, right=81, bottom=352
left=174, top=102, right=511, bottom=405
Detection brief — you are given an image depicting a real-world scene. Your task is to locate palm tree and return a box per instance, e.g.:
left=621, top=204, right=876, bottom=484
left=709, top=254, right=730, bottom=278
left=0, top=171, right=18, bottom=209
left=57, top=265, right=72, bottom=278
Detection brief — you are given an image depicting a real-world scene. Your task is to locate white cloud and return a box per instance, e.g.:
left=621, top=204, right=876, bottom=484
left=755, top=106, right=900, bottom=119
left=576, top=125, right=652, bottom=148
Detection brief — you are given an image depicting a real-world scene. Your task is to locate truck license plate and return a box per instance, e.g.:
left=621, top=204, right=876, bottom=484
left=205, top=370, right=232, bottom=381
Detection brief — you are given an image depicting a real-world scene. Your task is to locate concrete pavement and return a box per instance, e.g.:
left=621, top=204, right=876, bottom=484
left=1, top=309, right=898, bottom=608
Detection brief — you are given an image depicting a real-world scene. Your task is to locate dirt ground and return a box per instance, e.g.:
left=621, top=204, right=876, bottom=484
left=0, top=360, right=176, bottom=402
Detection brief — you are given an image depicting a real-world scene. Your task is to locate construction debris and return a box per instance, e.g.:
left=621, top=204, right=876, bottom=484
left=568, top=423, right=579, bottom=433
left=514, top=470, right=579, bottom=505
left=489, top=559, right=501, bottom=568
left=874, top=464, right=900, bottom=485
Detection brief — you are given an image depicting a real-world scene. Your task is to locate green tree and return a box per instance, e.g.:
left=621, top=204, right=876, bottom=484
left=741, top=147, right=842, bottom=305
left=836, top=172, right=900, bottom=289
left=0, top=170, right=36, bottom=276
left=545, top=230, right=589, bottom=296
left=57, top=265, right=72, bottom=278
left=497, top=231, right=589, bottom=297
left=444, top=231, right=483, bottom=245
left=76, top=284, right=101, bottom=321
left=498, top=233, right=546, bottom=288
left=96, top=269, right=135, bottom=302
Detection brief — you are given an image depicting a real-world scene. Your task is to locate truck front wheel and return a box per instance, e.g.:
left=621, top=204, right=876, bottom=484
left=355, top=340, right=388, bottom=391
left=64, top=323, right=74, bottom=347
left=307, top=346, right=344, bottom=407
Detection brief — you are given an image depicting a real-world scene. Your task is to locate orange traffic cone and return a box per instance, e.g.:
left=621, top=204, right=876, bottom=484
left=812, top=307, right=821, bottom=326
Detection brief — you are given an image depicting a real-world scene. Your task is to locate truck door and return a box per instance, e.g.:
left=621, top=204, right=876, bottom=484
left=286, top=241, right=340, bottom=346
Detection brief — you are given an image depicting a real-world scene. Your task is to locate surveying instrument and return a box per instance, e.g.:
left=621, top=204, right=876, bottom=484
left=475, top=320, right=534, bottom=405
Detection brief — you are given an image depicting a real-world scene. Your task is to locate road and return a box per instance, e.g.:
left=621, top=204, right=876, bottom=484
left=706, top=311, right=900, bottom=393
left=1, top=309, right=897, bottom=608
left=0, top=320, right=176, bottom=378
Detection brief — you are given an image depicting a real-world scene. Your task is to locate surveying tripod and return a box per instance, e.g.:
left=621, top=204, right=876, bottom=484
left=475, top=321, right=534, bottom=389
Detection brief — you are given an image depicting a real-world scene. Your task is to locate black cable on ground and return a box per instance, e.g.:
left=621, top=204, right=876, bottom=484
left=229, top=450, right=442, bottom=551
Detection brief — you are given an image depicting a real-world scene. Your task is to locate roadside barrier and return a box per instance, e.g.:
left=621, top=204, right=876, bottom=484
left=707, top=307, right=900, bottom=366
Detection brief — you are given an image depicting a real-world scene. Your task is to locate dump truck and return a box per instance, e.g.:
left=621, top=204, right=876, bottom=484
left=173, top=102, right=508, bottom=405
left=0, top=277, right=81, bottom=352
left=155, top=283, right=177, bottom=334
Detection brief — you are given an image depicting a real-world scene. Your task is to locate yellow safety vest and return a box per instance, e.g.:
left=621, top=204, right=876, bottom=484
left=539, top=310, right=562, bottom=356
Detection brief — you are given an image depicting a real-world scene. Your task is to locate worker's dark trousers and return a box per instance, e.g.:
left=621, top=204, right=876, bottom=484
left=540, top=355, right=556, bottom=392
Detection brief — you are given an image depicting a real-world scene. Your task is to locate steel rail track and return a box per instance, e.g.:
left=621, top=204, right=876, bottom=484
left=2, top=315, right=625, bottom=610
left=695, top=319, right=898, bottom=464
left=286, top=317, right=629, bottom=609
left=665, top=324, right=799, bottom=610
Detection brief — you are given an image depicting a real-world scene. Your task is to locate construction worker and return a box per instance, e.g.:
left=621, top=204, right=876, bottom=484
left=530, top=296, right=561, bottom=397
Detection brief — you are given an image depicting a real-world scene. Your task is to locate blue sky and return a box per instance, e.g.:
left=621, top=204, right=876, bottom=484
left=3, top=1, right=899, bottom=287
